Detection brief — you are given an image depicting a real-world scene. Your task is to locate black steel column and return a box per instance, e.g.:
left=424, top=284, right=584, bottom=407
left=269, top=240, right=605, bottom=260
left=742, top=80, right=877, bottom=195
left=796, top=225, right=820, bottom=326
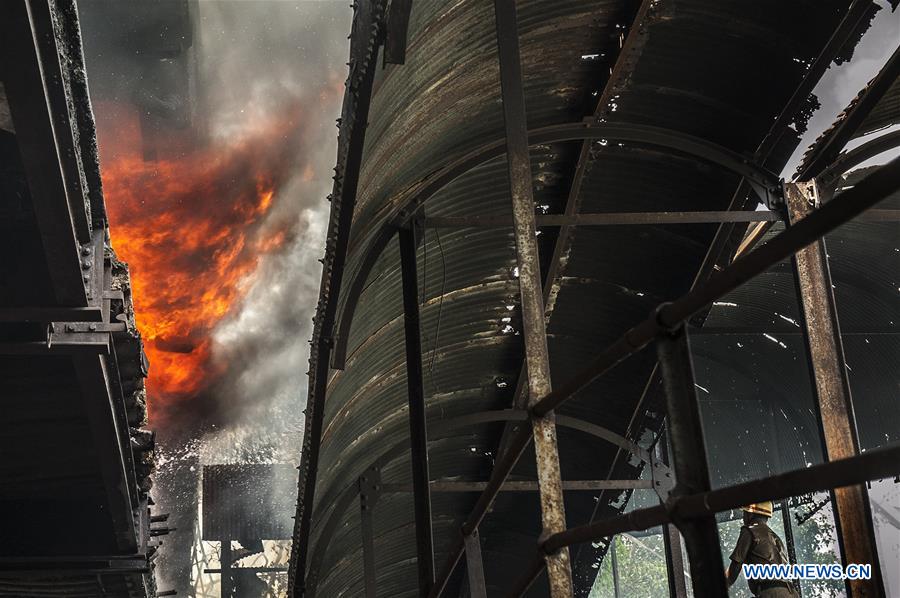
left=656, top=325, right=728, bottom=598
left=663, top=525, right=689, bottom=598
left=398, top=225, right=436, bottom=595
left=780, top=501, right=801, bottom=597
left=659, top=430, right=689, bottom=598
left=769, top=407, right=802, bottom=597
left=785, top=181, right=884, bottom=597
left=221, top=540, right=232, bottom=598
left=493, top=1, right=573, bottom=595
left=610, top=538, right=621, bottom=598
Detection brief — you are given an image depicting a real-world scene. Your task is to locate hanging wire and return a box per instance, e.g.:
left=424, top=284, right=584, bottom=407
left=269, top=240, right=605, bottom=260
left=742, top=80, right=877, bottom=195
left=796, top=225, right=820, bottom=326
left=429, top=226, right=447, bottom=395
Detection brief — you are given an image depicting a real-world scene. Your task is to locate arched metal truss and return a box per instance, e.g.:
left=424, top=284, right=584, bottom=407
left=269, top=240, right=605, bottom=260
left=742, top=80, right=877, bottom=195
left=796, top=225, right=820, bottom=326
left=818, top=129, right=900, bottom=191
left=304, top=409, right=671, bottom=595
left=330, top=121, right=782, bottom=368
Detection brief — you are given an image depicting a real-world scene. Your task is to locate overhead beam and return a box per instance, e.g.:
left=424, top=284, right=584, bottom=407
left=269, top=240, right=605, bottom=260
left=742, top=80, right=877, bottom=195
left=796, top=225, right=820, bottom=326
left=818, top=129, right=900, bottom=191
left=432, top=208, right=900, bottom=228
left=532, top=160, right=900, bottom=418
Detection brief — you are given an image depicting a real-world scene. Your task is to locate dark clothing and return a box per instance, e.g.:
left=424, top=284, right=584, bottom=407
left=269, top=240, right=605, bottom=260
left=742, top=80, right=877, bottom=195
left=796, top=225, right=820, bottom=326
left=730, top=519, right=797, bottom=597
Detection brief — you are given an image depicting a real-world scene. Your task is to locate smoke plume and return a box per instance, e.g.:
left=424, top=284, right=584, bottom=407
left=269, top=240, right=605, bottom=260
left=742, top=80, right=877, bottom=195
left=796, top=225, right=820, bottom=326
left=83, top=0, right=350, bottom=592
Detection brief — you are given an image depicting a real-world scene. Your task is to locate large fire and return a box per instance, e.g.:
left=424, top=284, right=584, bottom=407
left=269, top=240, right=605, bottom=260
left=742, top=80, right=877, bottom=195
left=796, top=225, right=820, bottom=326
left=96, top=102, right=306, bottom=421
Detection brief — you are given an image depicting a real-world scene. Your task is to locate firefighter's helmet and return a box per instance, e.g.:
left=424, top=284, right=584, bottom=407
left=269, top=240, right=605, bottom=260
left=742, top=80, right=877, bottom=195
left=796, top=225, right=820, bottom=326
left=742, top=501, right=774, bottom=517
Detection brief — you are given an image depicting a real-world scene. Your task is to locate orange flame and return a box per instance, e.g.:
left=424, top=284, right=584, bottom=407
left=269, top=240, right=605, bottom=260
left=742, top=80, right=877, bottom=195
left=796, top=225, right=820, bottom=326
left=95, top=102, right=303, bottom=419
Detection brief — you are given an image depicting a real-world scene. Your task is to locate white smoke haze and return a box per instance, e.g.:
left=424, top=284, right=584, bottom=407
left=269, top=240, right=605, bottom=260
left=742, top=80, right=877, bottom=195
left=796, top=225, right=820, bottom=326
left=131, top=1, right=351, bottom=592
left=207, top=204, right=329, bottom=460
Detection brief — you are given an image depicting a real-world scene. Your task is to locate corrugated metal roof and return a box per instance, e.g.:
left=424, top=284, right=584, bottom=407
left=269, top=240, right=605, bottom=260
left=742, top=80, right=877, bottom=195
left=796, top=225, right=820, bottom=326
left=795, top=40, right=900, bottom=179
left=858, top=74, right=900, bottom=135
left=292, top=0, right=873, bottom=596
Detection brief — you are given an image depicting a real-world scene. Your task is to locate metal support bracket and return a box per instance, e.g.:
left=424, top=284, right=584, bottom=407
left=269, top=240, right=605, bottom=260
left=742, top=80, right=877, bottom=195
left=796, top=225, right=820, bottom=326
left=749, top=177, right=785, bottom=210
left=651, top=452, right=675, bottom=502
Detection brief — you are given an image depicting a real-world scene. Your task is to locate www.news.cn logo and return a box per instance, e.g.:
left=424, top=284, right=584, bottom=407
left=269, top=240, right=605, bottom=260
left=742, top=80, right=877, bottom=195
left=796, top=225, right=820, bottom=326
left=742, top=563, right=872, bottom=581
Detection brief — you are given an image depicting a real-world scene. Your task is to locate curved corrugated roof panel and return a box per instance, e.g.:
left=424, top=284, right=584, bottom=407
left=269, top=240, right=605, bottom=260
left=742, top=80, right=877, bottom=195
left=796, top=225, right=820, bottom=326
left=294, top=0, right=867, bottom=595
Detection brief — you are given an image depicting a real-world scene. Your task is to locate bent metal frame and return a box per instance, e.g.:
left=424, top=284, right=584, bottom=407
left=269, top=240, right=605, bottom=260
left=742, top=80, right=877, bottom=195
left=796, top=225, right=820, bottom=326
left=290, top=1, right=900, bottom=597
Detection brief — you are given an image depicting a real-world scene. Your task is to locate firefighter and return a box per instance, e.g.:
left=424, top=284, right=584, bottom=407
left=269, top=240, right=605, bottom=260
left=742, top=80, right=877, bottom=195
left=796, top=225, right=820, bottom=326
left=724, top=501, right=799, bottom=597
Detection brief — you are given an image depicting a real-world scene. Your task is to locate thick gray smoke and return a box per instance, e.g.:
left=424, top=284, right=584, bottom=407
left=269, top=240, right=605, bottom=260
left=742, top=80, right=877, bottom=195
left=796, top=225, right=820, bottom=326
left=79, top=0, right=351, bottom=593
left=161, top=1, right=350, bottom=593
left=197, top=0, right=348, bottom=462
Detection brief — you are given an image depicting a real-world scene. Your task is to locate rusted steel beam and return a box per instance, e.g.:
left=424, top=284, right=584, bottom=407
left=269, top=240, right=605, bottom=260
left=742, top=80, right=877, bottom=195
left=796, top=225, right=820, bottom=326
left=656, top=326, right=727, bottom=598
left=501, top=0, right=654, bottom=425
left=399, top=225, right=436, bottom=595
left=785, top=181, right=884, bottom=597
left=464, top=530, right=488, bottom=598
left=425, top=211, right=782, bottom=228
left=494, top=0, right=572, bottom=595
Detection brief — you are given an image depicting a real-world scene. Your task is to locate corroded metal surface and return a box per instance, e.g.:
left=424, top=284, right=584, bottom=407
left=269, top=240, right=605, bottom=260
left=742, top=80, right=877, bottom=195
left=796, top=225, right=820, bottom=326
left=785, top=180, right=884, bottom=597
left=291, top=1, right=877, bottom=596
left=494, top=0, right=572, bottom=594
